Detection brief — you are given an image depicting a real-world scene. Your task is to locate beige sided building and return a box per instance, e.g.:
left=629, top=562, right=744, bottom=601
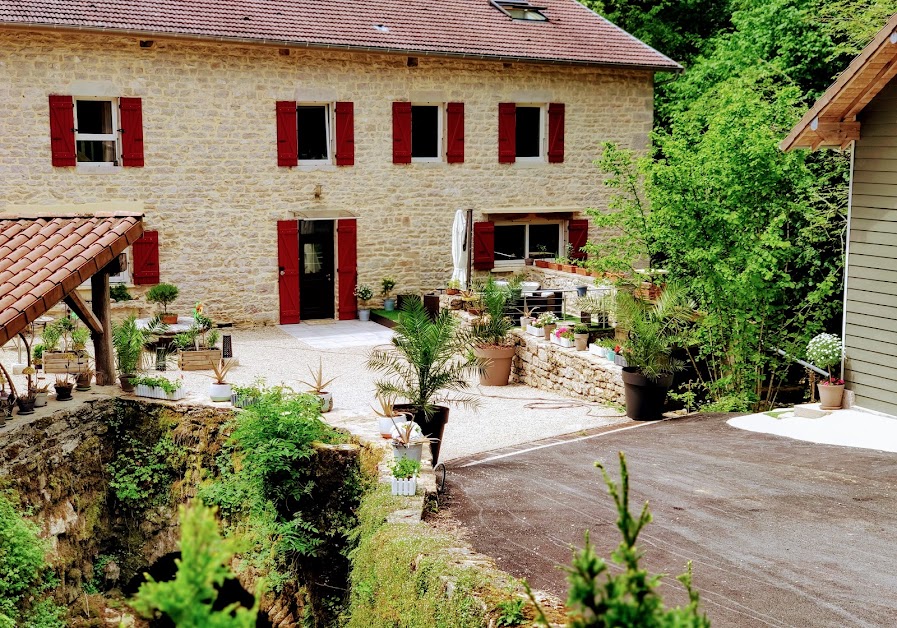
left=0, top=0, right=679, bottom=325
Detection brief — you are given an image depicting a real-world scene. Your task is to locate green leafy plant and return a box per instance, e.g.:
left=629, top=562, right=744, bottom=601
left=526, top=452, right=709, bottom=627
left=206, top=358, right=237, bottom=385
left=555, top=326, right=575, bottom=341
left=132, top=375, right=183, bottom=394
left=132, top=502, right=259, bottom=627
left=447, top=279, right=461, bottom=290
left=616, top=284, right=695, bottom=380
left=112, top=315, right=146, bottom=376
left=573, top=323, right=589, bottom=334
left=109, top=284, right=133, bottom=302
left=496, top=598, right=526, bottom=626
left=146, top=283, right=180, bottom=315
left=40, top=325, right=60, bottom=352
left=366, top=297, right=484, bottom=420
left=108, top=429, right=181, bottom=508
left=390, top=457, right=421, bottom=480
left=71, top=326, right=90, bottom=348
left=0, top=492, right=65, bottom=628
left=381, top=277, right=397, bottom=297
left=299, top=358, right=336, bottom=393
left=471, top=277, right=514, bottom=347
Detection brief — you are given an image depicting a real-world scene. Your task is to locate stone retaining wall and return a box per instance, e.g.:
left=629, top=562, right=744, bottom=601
left=511, top=329, right=625, bottom=405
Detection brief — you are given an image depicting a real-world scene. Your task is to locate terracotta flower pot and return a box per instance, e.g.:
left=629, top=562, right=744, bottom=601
left=474, top=345, right=516, bottom=387
left=161, top=313, right=179, bottom=324
left=542, top=324, right=556, bottom=341
left=534, top=260, right=549, bottom=268
left=818, top=383, right=845, bottom=410
left=574, top=333, right=589, bottom=351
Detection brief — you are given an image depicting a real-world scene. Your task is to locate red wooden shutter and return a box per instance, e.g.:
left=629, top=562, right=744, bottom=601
left=119, top=97, right=144, bottom=167
left=568, top=219, right=588, bottom=260
left=277, top=220, right=300, bottom=324
left=276, top=101, right=298, bottom=167
left=337, top=219, right=358, bottom=320
left=392, top=102, right=412, bottom=164
left=49, top=95, right=76, bottom=167
left=132, top=230, right=160, bottom=285
left=548, top=103, right=565, bottom=163
left=446, top=102, right=464, bottom=164
left=335, top=101, right=354, bottom=166
left=473, top=221, right=495, bottom=270
left=498, top=103, right=516, bottom=164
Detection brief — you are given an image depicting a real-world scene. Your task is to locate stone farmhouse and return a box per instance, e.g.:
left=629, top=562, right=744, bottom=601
left=0, top=0, right=678, bottom=325
left=783, top=13, right=897, bottom=418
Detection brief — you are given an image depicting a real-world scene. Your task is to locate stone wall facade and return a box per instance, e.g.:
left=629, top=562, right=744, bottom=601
left=511, top=329, right=625, bottom=405
left=0, top=28, right=654, bottom=325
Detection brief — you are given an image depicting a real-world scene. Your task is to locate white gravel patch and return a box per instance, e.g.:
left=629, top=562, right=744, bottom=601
left=728, top=407, right=897, bottom=454
left=1, top=324, right=627, bottom=462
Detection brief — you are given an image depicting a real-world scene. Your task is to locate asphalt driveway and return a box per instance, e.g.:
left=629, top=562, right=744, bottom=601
left=447, top=414, right=897, bottom=627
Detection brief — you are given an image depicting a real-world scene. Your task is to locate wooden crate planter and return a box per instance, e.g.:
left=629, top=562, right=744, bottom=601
left=177, top=349, right=222, bottom=371
left=43, top=352, right=87, bottom=374
left=135, top=384, right=186, bottom=401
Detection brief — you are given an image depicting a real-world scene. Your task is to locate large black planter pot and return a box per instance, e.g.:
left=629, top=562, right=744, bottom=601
left=394, top=404, right=449, bottom=465
left=621, top=368, right=673, bottom=421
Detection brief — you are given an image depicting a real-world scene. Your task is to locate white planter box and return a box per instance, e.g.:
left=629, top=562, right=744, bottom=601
left=526, top=325, right=543, bottom=337
left=391, top=477, right=418, bottom=496
left=588, top=343, right=604, bottom=356
left=135, top=383, right=186, bottom=401
left=551, top=336, right=574, bottom=348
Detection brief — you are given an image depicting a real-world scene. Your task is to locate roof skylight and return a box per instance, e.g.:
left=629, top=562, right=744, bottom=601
left=491, top=0, right=548, bottom=21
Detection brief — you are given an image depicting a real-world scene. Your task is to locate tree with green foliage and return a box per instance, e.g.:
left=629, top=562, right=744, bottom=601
left=0, top=493, right=65, bottom=628
left=132, top=502, right=259, bottom=627
left=527, top=452, right=709, bottom=627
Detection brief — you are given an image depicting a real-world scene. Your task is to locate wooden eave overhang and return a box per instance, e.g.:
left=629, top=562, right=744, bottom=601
left=781, top=13, right=897, bottom=152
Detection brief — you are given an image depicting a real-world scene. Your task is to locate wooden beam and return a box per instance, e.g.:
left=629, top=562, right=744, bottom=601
left=91, top=269, right=115, bottom=386
left=64, top=290, right=103, bottom=335
left=808, top=119, right=861, bottom=149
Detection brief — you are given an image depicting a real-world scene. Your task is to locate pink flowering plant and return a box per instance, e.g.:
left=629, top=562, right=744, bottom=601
left=554, top=326, right=575, bottom=341
left=806, top=333, right=844, bottom=385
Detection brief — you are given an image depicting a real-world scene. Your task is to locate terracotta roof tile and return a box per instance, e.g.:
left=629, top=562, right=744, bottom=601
left=0, top=214, right=143, bottom=346
left=0, top=0, right=679, bottom=70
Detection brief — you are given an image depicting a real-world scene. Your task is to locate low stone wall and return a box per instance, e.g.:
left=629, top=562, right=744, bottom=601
left=511, top=329, right=625, bottom=405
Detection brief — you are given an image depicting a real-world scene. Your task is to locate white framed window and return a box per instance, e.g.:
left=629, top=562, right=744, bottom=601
left=411, top=103, right=443, bottom=162
left=75, top=97, right=119, bottom=167
left=515, top=104, right=545, bottom=161
left=494, top=220, right=562, bottom=267
left=297, top=103, right=332, bottom=164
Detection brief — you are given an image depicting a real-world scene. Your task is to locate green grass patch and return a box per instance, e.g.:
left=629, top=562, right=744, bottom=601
left=372, top=308, right=400, bottom=321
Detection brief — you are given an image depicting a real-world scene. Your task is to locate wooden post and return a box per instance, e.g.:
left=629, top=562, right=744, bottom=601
left=91, top=264, right=116, bottom=386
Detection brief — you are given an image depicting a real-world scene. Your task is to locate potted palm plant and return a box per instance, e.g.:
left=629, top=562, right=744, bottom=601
left=616, top=284, right=694, bottom=420
left=471, top=278, right=516, bottom=387
left=806, top=333, right=845, bottom=409
left=366, top=296, right=484, bottom=464
left=112, top=316, right=145, bottom=392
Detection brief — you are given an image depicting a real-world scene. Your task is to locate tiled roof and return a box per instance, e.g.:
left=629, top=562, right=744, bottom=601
left=0, top=0, right=680, bottom=70
left=0, top=213, right=144, bottom=346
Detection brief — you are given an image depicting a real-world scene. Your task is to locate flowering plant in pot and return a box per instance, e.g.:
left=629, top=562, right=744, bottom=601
left=146, top=283, right=180, bottom=324
left=616, top=284, right=694, bottom=420
left=381, top=277, right=397, bottom=311
left=355, top=284, right=374, bottom=321
left=535, top=312, right=558, bottom=341
left=299, top=358, right=336, bottom=413
left=806, top=333, right=845, bottom=409
left=366, top=296, right=484, bottom=464
left=471, top=277, right=516, bottom=386
left=553, top=326, right=575, bottom=348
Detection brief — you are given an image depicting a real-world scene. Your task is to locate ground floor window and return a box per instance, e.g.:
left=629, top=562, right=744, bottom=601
left=494, top=222, right=561, bottom=266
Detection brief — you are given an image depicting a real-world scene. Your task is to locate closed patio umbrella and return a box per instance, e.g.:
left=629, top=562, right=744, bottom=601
left=450, top=209, right=467, bottom=289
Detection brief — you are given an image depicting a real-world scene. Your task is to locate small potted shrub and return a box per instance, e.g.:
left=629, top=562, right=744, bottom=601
left=373, top=394, right=410, bottom=439
left=355, top=284, right=374, bottom=321
left=16, top=366, right=38, bottom=415
left=573, top=324, right=590, bottom=351
left=553, top=326, right=575, bottom=348
left=806, top=333, right=845, bottom=409
left=174, top=305, right=224, bottom=370
left=146, top=283, right=180, bottom=324
left=54, top=374, right=75, bottom=401
left=206, top=357, right=237, bottom=402
left=535, top=312, right=558, bottom=341
left=381, top=277, right=397, bottom=311
left=446, top=279, right=462, bottom=296
left=299, top=358, right=336, bottom=413
left=231, top=379, right=265, bottom=408
left=391, top=457, right=421, bottom=496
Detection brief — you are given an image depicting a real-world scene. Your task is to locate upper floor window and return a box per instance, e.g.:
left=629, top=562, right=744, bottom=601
left=515, top=105, right=544, bottom=160
left=393, top=101, right=465, bottom=164
left=75, top=98, right=118, bottom=164
left=297, top=104, right=331, bottom=163
left=498, top=102, right=564, bottom=164
left=411, top=104, right=442, bottom=161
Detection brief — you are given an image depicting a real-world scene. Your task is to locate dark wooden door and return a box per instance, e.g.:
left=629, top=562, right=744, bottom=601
left=299, top=220, right=335, bottom=320
left=277, top=220, right=300, bottom=324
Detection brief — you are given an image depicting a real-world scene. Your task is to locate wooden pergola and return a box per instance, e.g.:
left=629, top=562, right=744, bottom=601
left=781, top=13, right=897, bottom=151
left=0, top=211, right=145, bottom=386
